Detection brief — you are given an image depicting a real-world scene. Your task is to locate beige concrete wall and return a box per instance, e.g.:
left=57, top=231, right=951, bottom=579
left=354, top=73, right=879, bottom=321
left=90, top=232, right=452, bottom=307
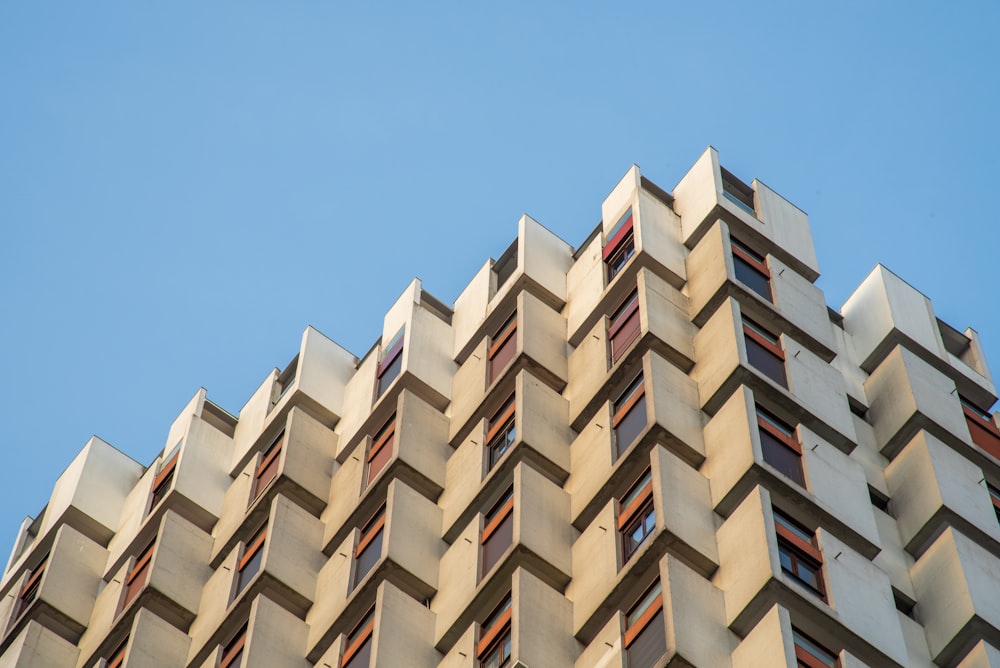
left=515, top=463, right=571, bottom=581
left=519, top=214, right=574, bottom=307
left=384, top=480, right=443, bottom=594
left=897, top=612, right=936, bottom=668
left=754, top=179, right=818, bottom=278
left=244, top=595, right=310, bottom=668
left=519, top=289, right=568, bottom=386
left=293, top=325, right=356, bottom=420
left=124, top=608, right=191, bottom=668
left=333, top=352, right=378, bottom=460
left=148, top=510, right=213, bottom=617
left=731, top=604, right=795, bottom=668
left=713, top=486, right=777, bottom=628
left=672, top=146, right=721, bottom=247
left=281, top=406, right=338, bottom=507
left=370, top=581, right=439, bottom=668
left=262, top=496, right=324, bottom=608
left=232, top=369, right=279, bottom=468
left=691, top=296, right=742, bottom=410
left=448, top=337, right=487, bottom=442
left=452, top=261, right=493, bottom=361
left=172, top=416, right=234, bottom=521
left=305, top=530, right=354, bottom=658
left=0, top=621, right=78, bottom=668
left=564, top=231, right=604, bottom=345
left=661, top=553, right=733, bottom=667
left=647, top=352, right=705, bottom=464
left=956, top=640, right=1000, bottom=668
left=513, top=568, right=576, bottom=667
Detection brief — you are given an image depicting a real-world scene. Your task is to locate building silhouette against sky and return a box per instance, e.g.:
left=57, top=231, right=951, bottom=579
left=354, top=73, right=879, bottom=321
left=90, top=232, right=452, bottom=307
left=2, top=148, right=999, bottom=667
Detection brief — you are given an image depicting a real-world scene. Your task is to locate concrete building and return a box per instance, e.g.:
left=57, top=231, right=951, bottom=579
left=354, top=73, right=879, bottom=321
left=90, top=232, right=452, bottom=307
left=2, top=148, right=999, bottom=668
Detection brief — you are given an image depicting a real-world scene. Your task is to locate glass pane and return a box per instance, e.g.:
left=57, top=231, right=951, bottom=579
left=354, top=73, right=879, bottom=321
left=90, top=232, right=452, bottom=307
left=611, top=310, right=642, bottom=364
left=626, top=582, right=662, bottom=628
left=353, top=530, right=383, bottom=588
left=489, top=332, right=518, bottom=384
left=746, top=337, right=788, bottom=388
left=615, top=395, right=647, bottom=458
left=793, top=629, right=838, bottom=667
left=253, top=452, right=280, bottom=498
left=237, top=545, right=263, bottom=593
left=376, top=354, right=402, bottom=398
left=343, top=635, right=372, bottom=668
left=626, top=609, right=666, bottom=668
left=482, top=512, right=513, bottom=577
left=366, top=441, right=393, bottom=485
left=760, top=431, right=805, bottom=485
left=622, top=502, right=655, bottom=562
left=734, top=255, right=773, bottom=302
left=606, top=235, right=636, bottom=281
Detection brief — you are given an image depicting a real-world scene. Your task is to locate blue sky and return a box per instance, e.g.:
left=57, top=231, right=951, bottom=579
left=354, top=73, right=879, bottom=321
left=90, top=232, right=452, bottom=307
left=1, top=2, right=998, bottom=554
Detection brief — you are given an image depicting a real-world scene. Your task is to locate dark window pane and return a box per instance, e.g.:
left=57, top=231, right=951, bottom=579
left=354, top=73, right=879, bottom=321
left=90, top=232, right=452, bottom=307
left=343, top=635, right=372, bottom=668
left=366, top=440, right=393, bottom=485
left=482, top=512, right=513, bottom=577
left=479, top=632, right=511, bottom=668
left=610, top=308, right=642, bottom=364
left=375, top=354, right=402, bottom=398
left=626, top=609, right=666, bottom=668
left=489, top=327, right=518, bottom=384
left=746, top=337, right=788, bottom=387
left=734, top=255, right=773, bottom=302
left=353, top=530, right=383, bottom=589
left=606, top=234, right=636, bottom=281
left=236, top=545, right=263, bottom=593
left=488, top=420, right=516, bottom=469
left=622, top=501, right=655, bottom=563
left=760, top=430, right=805, bottom=485
left=615, top=395, right=647, bottom=458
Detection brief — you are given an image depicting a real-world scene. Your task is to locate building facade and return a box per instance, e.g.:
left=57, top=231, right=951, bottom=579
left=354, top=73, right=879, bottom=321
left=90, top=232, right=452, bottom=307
left=2, top=148, right=1000, bottom=668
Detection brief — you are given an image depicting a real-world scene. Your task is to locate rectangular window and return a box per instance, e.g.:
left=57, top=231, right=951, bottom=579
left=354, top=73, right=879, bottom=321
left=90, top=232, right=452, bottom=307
left=341, top=608, right=375, bottom=668
left=486, top=396, right=516, bottom=471
left=988, top=482, right=1000, bottom=524
left=481, top=488, right=514, bottom=578
left=618, top=469, right=655, bottom=565
left=757, top=406, right=805, bottom=486
left=236, top=523, right=267, bottom=595
left=365, top=415, right=396, bottom=487
left=353, top=506, right=385, bottom=589
left=17, top=553, right=48, bottom=617
left=608, top=291, right=641, bottom=365
left=488, top=313, right=518, bottom=385
left=218, top=623, right=247, bottom=668
left=477, top=594, right=512, bottom=668
left=774, top=509, right=825, bottom=599
left=375, top=327, right=404, bottom=399
left=106, top=636, right=128, bottom=668
left=721, top=168, right=756, bottom=217
left=251, top=432, right=283, bottom=501
left=604, top=208, right=636, bottom=282
left=793, top=628, right=838, bottom=668
left=960, top=395, right=1000, bottom=459
left=613, top=374, right=647, bottom=459
left=731, top=238, right=772, bottom=303
left=623, top=581, right=666, bottom=668
left=743, top=317, right=788, bottom=388
left=122, top=539, right=155, bottom=610
left=150, top=443, right=181, bottom=511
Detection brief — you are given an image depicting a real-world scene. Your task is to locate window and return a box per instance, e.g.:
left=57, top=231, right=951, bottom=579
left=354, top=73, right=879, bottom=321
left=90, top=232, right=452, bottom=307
left=486, top=396, right=516, bottom=471
left=236, top=523, right=266, bottom=595
left=731, top=238, right=772, bottom=303
left=488, top=313, right=518, bottom=385
left=251, top=432, right=283, bottom=501
left=608, top=291, right=641, bottom=365
left=613, top=374, right=647, bottom=459
left=721, top=167, right=756, bottom=217
left=341, top=608, right=375, bottom=668
left=604, top=208, right=636, bottom=282
left=743, top=317, right=788, bottom=388
left=121, top=539, right=155, bottom=610
left=757, top=406, right=805, bottom=486
left=987, top=481, right=1000, bottom=524
left=793, top=628, right=838, bottom=668
left=106, top=636, right=128, bottom=668
left=618, top=469, right=654, bottom=565
left=218, top=623, right=247, bottom=668
left=16, top=553, right=48, bottom=617
left=365, top=415, right=395, bottom=487
left=150, top=442, right=181, bottom=511
left=353, top=506, right=385, bottom=589
left=481, top=488, right=514, bottom=578
left=375, top=327, right=404, bottom=399
left=774, top=509, right=825, bottom=599
left=623, top=581, right=666, bottom=668
left=270, top=355, right=298, bottom=410
left=477, top=594, right=512, bottom=668
left=960, top=395, right=1000, bottom=459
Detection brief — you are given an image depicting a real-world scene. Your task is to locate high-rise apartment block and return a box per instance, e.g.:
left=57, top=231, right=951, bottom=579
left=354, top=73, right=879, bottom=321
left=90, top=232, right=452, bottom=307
left=3, top=148, right=1000, bottom=668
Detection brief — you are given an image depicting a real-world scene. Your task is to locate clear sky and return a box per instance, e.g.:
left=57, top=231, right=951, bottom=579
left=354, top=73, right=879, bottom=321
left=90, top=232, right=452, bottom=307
left=1, top=2, right=998, bottom=555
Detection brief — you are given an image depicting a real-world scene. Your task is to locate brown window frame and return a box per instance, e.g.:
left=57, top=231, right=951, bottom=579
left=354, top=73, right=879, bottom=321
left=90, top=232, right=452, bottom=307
left=150, top=446, right=180, bottom=511
left=375, top=328, right=405, bottom=399
left=623, top=580, right=663, bottom=648
left=121, top=538, right=155, bottom=611
left=341, top=607, right=375, bottom=668
left=604, top=208, right=636, bottom=283
left=756, top=405, right=805, bottom=486
left=488, top=313, right=518, bottom=385
left=793, top=627, right=839, bottom=668
left=17, top=552, right=48, bottom=617
left=612, top=373, right=647, bottom=459
left=106, top=636, right=129, bottom=668
left=731, top=237, right=773, bottom=303
left=477, top=594, right=512, bottom=667
left=960, top=395, right=1000, bottom=459
left=251, top=431, right=284, bottom=501
left=486, top=395, right=516, bottom=471
left=218, top=623, right=247, bottom=668
left=743, top=316, right=788, bottom=388
left=608, top=290, right=641, bottom=365
left=353, top=505, right=386, bottom=589
left=365, top=415, right=396, bottom=488
left=618, top=469, right=655, bottom=565
left=481, top=488, right=514, bottom=578
left=774, top=509, right=825, bottom=599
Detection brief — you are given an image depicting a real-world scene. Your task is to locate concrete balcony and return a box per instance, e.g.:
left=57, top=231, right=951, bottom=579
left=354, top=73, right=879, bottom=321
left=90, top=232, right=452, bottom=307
left=842, top=265, right=996, bottom=407
left=433, top=463, right=570, bottom=653
left=685, top=219, right=835, bottom=360
left=567, top=445, right=717, bottom=642
left=450, top=290, right=568, bottom=447
left=566, top=267, right=695, bottom=431
left=732, top=604, right=872, bottom=668
left=911, top=528, right=1000, bottom=667
left=440, top=569, right=576, bottom=668
left=452, top=214, right=574, bottom=363
left=214, top=406, right=336, bottom=567
left=714, top=487, right=907, bottom=667
left=566, top=165, right=687, bottom=348
left=575, top=554, right=731, bottom=668
left=307, top=480, right=442, bottom=662
left=323, top=389, right=448, bottom=552
left=440, top=370, right=570, bottom=543
left=567, top=350, right=704, bottom=531
left=702, top=386, right=881, bottom=559
left=671, top=146, right=820, bottom=282
left=0, top=621, right=78, bottom=668
left=956, top=641, right=1000, bottom=668
left=0, top=524, right=104, bottom=655
left=692, top=297, right=857, bottom=452
left=886, top=430, right=1000, bottom=558
left=314, top=581, right=438, bottom=668
left=192, top=594, right=310, bottom=668
left=89, top=609, right=191, bottom=668
left=232, top=325, right=355, bottom=474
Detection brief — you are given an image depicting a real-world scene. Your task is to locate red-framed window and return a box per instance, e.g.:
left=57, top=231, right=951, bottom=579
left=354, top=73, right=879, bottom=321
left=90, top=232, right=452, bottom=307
left=236, top=523, right=267, bottom=595
left=375, top=327, right=405, bottom=399
left=365, top=415, right=396, bottom=487
left=793, top=627, right=839, bottom=667
left=150, top=444, right=181, bottom=511
left=731, top=238, right=772, bottom=303
left=218, top=623, right=247, bottom=668
left=756, top=405, right=805, bottom=486
left=774, top=509, right=825, bottom=599
left=743, top=317, right=788, bottom=388
left=623, top=581, right=666, bottom=668
left=481, top=488, right=514, bottom=578
left=341, top=607, right=375, bottom=668
left=106, top=636, right=128, bottom=668
left=17, top=552, right=48, bottom=617
left=486, top=395, right=516, bottom=471
left=353, top=506, right=385, bottom=589
left=477, top=594, right=512, bottom=668
left=122, top=539, right=155, bottom=610
left=609, top=291, right=641, bottom=365
left=987, top=481, right=1000, bottom=524
left=960, top=395, right=1000, bottom=460
left=251, top=432, right=283, bottom=501
left=604, top=208, right=636, bottom=282
left=613, top=373, right=647, bottom=459
left=618, top=469, right=654, bottom=566
left=488, top=313, right=518, bottom=385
